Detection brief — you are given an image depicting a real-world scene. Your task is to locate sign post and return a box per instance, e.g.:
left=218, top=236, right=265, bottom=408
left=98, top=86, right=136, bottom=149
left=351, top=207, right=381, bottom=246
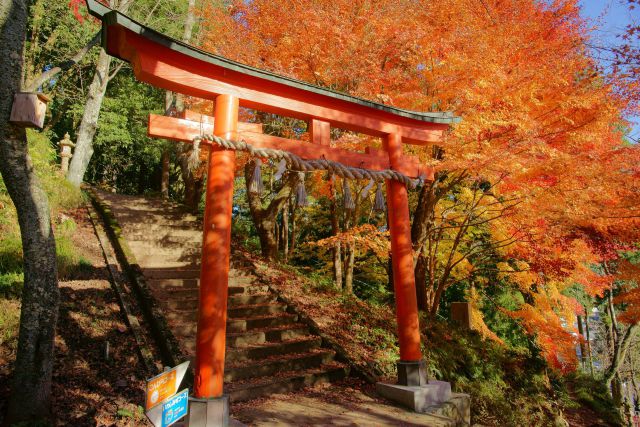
left=145, top=362, right=190, bottom=427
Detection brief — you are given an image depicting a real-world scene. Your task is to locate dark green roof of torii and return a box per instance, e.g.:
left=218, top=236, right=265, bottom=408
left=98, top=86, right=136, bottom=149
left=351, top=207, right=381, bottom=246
left=85, top=0, right=460, bottom=126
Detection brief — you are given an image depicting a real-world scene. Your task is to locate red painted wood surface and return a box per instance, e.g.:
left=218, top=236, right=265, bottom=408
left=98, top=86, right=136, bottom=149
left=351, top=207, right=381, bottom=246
left=194, top=95, right=238, bottom=398
left=148, top=114, right=262, bottom=142
left=106, top=26, right=446, bottom=145
left=148, top=114, right=435, bottom=180
left=178, top=110, right=263, bottom=134
left=385, top=132, right=423, bottom=362
left=309, top=119, right=330, bottom=146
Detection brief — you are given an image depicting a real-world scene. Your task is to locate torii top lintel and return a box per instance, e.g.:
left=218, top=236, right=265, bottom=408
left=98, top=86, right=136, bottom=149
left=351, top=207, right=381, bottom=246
left=85, top=0, right=459, bottom=146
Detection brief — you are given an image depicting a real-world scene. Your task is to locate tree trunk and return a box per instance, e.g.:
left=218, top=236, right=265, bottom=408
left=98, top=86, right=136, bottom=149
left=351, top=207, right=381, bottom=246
left=245, top=161, right=299, bottom=260
left=180, top=149, right=196, bottom=202
left=605, top=324, right=639, bottom=391
left=66, top=0, right=133, bottom=187
left=257, top=220, right=278, bottom=259
left=191, top=176, right=204, bottom=211
left=66, top=47, right=112, bottom=186
left=415, top=254, right=428, bottom=311
left=329, top=177, right=342, bottom=289
left=577, top=314, right=587, bottom=368
left=290, top=199, right=297, bottom=252
left=344, top=244, right=355, bottom=294
left=177, top=148, right=205, bottom=212
left=342, top=181, right=362, bottom=295
left=343, top=207, right=353, bottom=294
left=612, top=375, right=623, bottom=408
left=180, top=0, right=197, bottom=45
left=168, top=0, right=198, bottom=205
left=333, top=241, right=343, bottom=289
left=282, top=201, right=289, bottom=261
left=1, top=0, right=59, bottom=422
left=584, top=313, right=595, bottom=377
left=429, top=280, right=446, bottom=319
left=608, top=288, right=619, bottom=338
left=411, top=181, right=437, bottom=312
left=160, top=148, right=170, bottom=198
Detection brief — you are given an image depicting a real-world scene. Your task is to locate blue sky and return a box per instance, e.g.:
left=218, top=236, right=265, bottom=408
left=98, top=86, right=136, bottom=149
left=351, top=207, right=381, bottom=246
left=579, top=0, right=639, bottom=142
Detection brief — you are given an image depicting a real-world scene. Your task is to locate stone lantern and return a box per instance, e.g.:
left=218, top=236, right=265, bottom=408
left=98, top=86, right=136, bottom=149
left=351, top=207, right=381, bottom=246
left=58, top=133, right=75, bottom=174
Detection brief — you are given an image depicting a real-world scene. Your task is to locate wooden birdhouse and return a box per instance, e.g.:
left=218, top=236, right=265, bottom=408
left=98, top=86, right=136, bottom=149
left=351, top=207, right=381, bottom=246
left=9, top=92, right=50, bottom=128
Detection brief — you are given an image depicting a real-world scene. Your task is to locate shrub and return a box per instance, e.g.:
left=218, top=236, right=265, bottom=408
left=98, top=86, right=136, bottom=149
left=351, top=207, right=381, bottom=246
left=423, top=319, right=565, bottom=425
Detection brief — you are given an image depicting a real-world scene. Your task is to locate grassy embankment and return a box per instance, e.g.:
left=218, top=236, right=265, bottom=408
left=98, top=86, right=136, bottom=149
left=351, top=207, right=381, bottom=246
left=240, top=247, right=621, bottom=426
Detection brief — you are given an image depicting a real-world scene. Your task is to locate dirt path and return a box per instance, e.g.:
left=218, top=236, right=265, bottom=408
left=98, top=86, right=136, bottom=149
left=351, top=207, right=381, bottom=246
left=232, top=378, right=455, bottom=427
left=0, top=206, right=154, bottom=426
left=51, top=206, right=156, bottom=426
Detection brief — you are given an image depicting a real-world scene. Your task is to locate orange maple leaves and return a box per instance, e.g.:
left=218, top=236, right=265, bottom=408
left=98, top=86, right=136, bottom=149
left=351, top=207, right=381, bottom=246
left=196, top=0, right=640, bottom=370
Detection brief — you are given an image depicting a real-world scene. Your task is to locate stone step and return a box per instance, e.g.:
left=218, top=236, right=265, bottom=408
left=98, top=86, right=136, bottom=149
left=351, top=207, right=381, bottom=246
left=226, top=324, right=309, bottom=347
left=142, top=268, right=255, bottom=281
left=227, top=313, right=299, bottom=333
left=107, top=204, right=186, bottom=213
left=128, top=240, right=202, bottom=251
left=147, top=278, right=199, bottom=290
left=228, top=293, right=276, bottom=306
left=93, top=190, right=352, bottom=405
left=228, top=285, right=270, bottom=295
left=227, top=303, right=287, bottom=318
left=224, top=350, right=336, bottom=381
left=137, top=254, right=200, bottom=266
left=149, top=281, right=269, bottom=297
left=139, top=260, right=199, bottom=269
left=226, top=365, right=349, bottom=402
left=161, top=294, right=280, bottom=311
left=95, top=193, right=182, bottom=211
left=124, top=230, right=203, bottom=242
left=129, top=245, right=201, bottom=260
left=165, top=302, right=288, bottom=318
left=123, top=210, right=199, bottom=220
left=166, top=321, right=199, bottom=338
left=124, top=222, right=200, bottom=232
left=114, top=209, right=200, bottom=220
left=225, top=337, right=321, bottom=363
left=154, top=289, right=275, bottom=303
left=166, top=310, right=298, bottom=329
left=142, top=267, right=200, bottom=279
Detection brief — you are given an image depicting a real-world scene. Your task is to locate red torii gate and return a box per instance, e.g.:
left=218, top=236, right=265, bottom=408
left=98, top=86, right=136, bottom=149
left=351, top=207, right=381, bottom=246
left=86, top=0, right=459, bottom=424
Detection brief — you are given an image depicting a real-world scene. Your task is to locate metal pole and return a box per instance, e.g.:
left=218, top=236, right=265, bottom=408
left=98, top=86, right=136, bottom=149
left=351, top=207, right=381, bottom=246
left=194, top=94, right=239, bottom=398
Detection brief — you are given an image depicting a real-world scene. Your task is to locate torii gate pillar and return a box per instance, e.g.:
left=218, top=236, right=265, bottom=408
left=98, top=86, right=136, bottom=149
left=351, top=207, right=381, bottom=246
left=385, top=132, right=426, bottom=386
left=189, top=94, right=238, bottom=426
left=377, top=133, right=452, bottom=412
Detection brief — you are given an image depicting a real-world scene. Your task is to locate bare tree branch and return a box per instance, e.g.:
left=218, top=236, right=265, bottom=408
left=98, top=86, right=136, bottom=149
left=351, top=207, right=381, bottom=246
left=24, top=31, right=101, bottom=92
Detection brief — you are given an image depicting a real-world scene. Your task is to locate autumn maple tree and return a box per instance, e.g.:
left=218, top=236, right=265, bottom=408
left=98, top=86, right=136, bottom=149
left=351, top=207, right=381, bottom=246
left=195, top=0, right=640, bottom=392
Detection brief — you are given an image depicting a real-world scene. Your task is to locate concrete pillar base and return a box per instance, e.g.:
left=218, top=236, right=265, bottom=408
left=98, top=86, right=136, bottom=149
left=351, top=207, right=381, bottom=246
left=186, top=395, right=229, bottom=427
left=376, top=380, right=451, bottom=413
left=397, top=359, right=427, bottom=386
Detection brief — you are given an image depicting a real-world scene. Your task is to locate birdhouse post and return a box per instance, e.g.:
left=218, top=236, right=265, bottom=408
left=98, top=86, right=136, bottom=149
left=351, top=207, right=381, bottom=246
left=9, top=92, right=50, bottom=128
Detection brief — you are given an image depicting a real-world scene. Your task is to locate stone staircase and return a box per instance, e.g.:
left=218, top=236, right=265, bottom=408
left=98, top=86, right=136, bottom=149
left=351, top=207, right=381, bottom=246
left=94, top=190, right=349, bottom=402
